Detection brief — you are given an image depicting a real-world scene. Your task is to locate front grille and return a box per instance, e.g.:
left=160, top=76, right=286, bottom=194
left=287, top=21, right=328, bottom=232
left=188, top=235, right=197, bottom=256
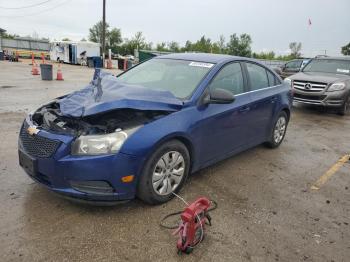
left=294, top=93, right=326, bottom=101
left=293, top=80, right=328, bottom=92
left=20, top=122, right=61, bottom=158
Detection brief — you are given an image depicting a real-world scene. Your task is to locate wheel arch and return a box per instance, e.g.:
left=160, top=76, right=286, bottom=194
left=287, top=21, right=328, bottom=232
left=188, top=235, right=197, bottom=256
left=281, top=107, right=291, bottom=121
left=145, top=133, right=196, bottom=174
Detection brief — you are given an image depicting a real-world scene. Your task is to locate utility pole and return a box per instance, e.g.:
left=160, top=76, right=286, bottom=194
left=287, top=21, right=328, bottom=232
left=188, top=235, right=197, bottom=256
left=102, top=0, right=106, bottom=66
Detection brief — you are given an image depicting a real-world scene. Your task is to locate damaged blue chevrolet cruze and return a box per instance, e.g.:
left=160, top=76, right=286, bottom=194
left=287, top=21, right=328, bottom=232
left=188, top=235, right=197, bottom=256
left=18, top=53, right=292, bottom=204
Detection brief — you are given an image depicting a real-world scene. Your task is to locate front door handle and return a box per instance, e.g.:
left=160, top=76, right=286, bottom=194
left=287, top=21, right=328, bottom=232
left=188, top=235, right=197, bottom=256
left=239, top=106, right=250, bottom=113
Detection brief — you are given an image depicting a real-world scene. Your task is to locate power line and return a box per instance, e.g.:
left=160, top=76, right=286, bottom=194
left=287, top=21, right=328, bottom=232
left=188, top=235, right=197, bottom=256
left=0, top=0, right=54, bottom=9
left=0, top=0, right=71, bottom=18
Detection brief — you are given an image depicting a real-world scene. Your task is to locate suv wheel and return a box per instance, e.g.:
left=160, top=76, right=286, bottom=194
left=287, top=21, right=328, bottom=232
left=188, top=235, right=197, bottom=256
left=137, top=140, right=190, bottom=205
left=338, top=95, right=350, bottom=116
left=265, top=111, right=289, bottom=148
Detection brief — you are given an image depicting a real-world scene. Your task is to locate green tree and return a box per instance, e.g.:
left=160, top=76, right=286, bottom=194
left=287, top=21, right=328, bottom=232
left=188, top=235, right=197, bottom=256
left=0, top=31, right=19, bottom=39
left=341, top=42, right=350, bottom=55
left=252, top=51, right=276, bottom=60
left=89, top=21, right=110, bottom=45
left=88, top=21, right=122, bottom=53
left=191, top=36, right=212, bottom=53
left=168, top=41, right=180, bottom=52
left=156, top=42, right=168, bottom=52
left=211, top=43, right=221, bottom=54
left=121, top=32, right=147, bottom=55
left=109, top=28, right=122, bottom=46
left=61, top=38, right=71, bottom=41
left=227, top=33, right=252, bottom=57
left=289, top=42, right=302, bottom=58
left=183, top=40, right=193, bottom=52
left=217, top=35, right=226, bottom=54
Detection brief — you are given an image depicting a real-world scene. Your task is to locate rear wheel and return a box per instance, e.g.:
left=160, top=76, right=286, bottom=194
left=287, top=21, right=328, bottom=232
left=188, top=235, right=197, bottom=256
left=338, top=95, right=350, bottom=116
left=137, top=140, right=190, bottom=205
left=265, top=111, right=288, bottom=148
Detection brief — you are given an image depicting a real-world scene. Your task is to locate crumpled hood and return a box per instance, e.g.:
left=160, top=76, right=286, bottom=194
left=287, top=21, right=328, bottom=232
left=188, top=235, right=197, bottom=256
left=58, top=71, right=183, bottom=117
left=289, top=71, right=350, bottom=84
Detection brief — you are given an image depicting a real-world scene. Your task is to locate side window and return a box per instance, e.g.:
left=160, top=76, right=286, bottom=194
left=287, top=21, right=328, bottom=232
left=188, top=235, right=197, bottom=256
left=267, top=70, right=278, bottom=86
left=246, top=63, right=269, bottom=90
left=285, top=60, right=302, bottom=70
left=209, top=63, right=244, bottom=95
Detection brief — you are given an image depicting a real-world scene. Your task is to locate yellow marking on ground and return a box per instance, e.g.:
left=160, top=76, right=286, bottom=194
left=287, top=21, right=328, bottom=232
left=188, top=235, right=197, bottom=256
left=311, top=154, right=350, bottom=190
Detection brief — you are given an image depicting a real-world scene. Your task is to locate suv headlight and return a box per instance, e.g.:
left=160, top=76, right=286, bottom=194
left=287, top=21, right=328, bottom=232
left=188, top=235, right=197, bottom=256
left=71, top=127, right=139, bottom=156
left=328, top=82, right=346, bottom=92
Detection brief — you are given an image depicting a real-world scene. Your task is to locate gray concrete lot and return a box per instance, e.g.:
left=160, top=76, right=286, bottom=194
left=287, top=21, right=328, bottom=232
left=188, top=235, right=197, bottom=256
left=0, top=60, right=349, bottom=262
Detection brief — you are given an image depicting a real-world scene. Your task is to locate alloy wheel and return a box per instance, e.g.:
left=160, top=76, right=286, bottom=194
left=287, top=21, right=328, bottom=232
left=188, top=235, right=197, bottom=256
left=274, top=116, right=286, bottom=144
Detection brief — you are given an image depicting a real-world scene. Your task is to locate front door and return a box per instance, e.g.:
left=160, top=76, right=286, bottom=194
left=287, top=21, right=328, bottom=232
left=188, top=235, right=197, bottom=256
left=195, top=62, right=253, bottom=164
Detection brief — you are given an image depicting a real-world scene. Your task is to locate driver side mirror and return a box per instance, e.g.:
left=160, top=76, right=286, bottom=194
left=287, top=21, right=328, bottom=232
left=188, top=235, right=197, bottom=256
left=201, top=88, right=235, bottom=105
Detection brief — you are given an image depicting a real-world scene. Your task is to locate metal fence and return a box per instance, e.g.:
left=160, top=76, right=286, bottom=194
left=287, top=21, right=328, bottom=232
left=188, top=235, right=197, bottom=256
left=135, top=50, right=285, bottom=68
left=255, top=59, right=285, bottom=68
left=0, top=37, right=50, bottom=51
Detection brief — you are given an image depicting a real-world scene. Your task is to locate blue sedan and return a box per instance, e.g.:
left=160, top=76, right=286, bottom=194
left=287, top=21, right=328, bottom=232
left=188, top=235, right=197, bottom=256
left=18, top=53, right=292, bottom=204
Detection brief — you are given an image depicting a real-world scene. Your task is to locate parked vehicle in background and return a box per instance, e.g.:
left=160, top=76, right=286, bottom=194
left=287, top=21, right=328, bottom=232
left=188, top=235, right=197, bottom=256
left=286, top=57, right=350, bottom=115
left=276, top=58, right=310, bottom=79
left=18, top=53, right=292, bottom=205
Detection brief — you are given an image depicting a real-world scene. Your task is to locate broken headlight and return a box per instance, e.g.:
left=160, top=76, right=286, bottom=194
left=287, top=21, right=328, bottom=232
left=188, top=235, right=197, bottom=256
left=71, top=128, right=138, bottom=156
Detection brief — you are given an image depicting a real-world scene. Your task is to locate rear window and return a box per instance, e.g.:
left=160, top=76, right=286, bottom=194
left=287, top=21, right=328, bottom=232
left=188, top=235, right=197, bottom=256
left=246, top=63, right=269, bottom=90
left=303, top=59, right=350, bottom=75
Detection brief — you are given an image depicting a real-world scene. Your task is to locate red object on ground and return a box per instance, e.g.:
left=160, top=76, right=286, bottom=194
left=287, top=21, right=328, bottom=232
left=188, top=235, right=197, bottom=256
left=106, top=59, right=113, bottom=69
left=174, top=197, right=211, bottom=254
left=56, top=64, right=64, bottom=80
left=31, top=53, right=35, bottom=66
left=41, top=53, right=45, bottom=64
left=123, top=59, right=128, bottom=71
left=32, top=62, right=40, bottom=75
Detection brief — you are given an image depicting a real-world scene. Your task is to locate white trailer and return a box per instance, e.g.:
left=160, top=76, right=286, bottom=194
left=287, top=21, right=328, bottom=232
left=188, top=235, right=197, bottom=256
left=50, top=41, right=100, bottom=65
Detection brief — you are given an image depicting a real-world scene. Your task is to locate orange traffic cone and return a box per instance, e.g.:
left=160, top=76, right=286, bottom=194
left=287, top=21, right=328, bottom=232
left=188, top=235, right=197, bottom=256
left=32, top=62, right=40, bottom=75
left=56, top=64, right=64, bottom=80
left=123, top=59, right=128, bottom=71
left=106, top=59, right=113, bottom=69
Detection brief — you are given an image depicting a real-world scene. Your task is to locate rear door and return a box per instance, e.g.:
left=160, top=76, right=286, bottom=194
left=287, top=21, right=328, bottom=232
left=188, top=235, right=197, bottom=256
left=243, top=62, right=281, bottom=144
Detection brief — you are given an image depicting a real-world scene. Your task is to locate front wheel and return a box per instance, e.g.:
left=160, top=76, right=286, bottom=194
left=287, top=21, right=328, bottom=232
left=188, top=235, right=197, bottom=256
left=265, top=111, right=289, bottom=148
left=338, top=95, right=350, bottom=116
left=137, top=140, right=190, bottom=205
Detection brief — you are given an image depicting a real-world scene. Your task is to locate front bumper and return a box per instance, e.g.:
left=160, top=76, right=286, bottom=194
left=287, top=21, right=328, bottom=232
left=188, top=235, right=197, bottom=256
left=293, top=89, right=347, bottom=107
left=18, top=118, right=145, bottom=203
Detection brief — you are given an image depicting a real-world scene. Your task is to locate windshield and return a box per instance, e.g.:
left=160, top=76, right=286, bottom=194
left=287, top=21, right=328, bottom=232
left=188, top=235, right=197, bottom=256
left=302, top=59, right=350, bottom=75
left=117, top=58, right=214, bottom=99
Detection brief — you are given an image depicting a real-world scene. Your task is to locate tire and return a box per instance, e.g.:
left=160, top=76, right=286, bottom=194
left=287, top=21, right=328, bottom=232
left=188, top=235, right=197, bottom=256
left=137, top=140, right=190, bottom=205
left=337, top=95, right=350, bottom=116
left=265, top=111, right=289, bottom=148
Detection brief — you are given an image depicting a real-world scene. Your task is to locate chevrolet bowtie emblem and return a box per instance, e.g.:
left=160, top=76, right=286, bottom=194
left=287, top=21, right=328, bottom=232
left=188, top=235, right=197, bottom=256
left=27, top=126, right=39, bottom=136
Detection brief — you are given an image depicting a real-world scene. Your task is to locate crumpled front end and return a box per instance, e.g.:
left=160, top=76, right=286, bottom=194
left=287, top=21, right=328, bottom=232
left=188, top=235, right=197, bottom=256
left=18, top=71, right=180, bottom=203
left=18, top=116, right=145, bottom=203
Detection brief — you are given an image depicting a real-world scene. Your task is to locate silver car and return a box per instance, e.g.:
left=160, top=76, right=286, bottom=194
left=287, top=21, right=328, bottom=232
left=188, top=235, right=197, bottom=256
left=285, top=57, right=350, bottom=115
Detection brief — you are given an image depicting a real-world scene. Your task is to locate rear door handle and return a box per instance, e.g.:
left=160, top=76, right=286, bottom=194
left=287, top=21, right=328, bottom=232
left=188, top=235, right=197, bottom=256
left=271, top=96, right=278, bottom=103
left=239, top=106, right=250, bottom=113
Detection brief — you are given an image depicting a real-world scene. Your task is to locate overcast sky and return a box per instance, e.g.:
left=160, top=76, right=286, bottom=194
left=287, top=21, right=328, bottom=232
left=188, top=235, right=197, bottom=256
left=1, top=0, right=349, bottom=56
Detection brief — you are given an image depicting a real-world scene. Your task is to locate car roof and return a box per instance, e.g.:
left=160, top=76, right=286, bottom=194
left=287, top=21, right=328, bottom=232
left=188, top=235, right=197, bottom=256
left=315, top=56, right=350, bottom=61
left=155, top=52, right=243, bottom=64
